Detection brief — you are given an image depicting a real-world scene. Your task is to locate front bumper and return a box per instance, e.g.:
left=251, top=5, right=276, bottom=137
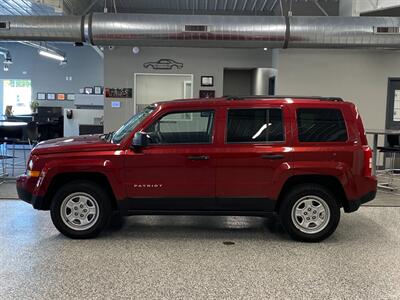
left=16, top=175, right=46, bottom=210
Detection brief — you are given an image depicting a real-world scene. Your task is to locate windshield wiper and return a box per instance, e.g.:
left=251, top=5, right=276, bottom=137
left=101, top=131, right=115, bottom=142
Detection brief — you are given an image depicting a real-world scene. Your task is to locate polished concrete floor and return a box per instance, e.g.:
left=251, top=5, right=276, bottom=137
left=1, top=200, right=399, bottom=299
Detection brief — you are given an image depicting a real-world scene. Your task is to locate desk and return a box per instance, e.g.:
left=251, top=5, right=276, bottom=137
left=366, top=129, right=400, bottom=175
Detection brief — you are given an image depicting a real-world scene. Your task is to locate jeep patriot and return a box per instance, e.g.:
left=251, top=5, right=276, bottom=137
left=17, top=96, right=377, bottom=242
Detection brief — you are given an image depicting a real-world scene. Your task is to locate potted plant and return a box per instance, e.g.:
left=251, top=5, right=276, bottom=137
left=30, top=100, right=39, bottom=113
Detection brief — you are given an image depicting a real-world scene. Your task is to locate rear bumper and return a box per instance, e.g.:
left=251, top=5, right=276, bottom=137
left=343, top=190, right=377, bottom=213
left=16, top=175, right=46, bottom=210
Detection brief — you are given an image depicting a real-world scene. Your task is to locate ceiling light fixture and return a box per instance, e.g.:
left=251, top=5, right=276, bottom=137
left=38, top=49, right=65, bottom=61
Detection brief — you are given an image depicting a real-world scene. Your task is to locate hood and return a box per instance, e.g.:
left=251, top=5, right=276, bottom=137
left=31, top=134, right=119, bottom=155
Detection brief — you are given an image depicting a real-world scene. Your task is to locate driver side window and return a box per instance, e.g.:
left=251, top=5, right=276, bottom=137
left=145, top=110, right=215, bottom=144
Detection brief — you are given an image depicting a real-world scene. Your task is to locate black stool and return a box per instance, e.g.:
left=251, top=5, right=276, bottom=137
left=377, top=134, right=400, bottom=191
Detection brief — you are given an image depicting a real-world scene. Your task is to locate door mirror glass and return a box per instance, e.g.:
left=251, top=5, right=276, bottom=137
left=132, top=132, right=149, bottom=148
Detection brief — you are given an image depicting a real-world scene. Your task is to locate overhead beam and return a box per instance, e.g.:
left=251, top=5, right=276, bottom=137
left=314, top=0, right=329, bottom=16
left=83, top=0, right=102, bottom=15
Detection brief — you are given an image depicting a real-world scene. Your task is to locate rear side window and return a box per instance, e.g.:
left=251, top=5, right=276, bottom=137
left=297, top=108, right=348, bottom=142
left=227, top=108, right=284, bottom=143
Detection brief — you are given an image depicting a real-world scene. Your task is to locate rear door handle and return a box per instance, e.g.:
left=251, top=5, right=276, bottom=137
left=261, top=154, right=284, bottom=160
left=187, top=155, right=209, bottom=160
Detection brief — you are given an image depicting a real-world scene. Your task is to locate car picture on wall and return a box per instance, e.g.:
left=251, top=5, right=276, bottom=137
left=143, top=59, right=183, bottom=70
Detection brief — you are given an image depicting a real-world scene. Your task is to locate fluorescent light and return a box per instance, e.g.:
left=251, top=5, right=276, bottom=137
left=38, top=49, right=65, bottom=61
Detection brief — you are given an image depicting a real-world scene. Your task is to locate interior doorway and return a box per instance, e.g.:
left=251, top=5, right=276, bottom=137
left=134, top=73, right=193, bottom=113
left=223, top=68, right=277, bottom=97
left=223, top=69, right=253, bottom=96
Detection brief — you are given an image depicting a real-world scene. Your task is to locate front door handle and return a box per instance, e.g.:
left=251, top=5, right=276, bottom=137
left=261, top=154, right=284, bottom=160
left=187, top=155, right=209, bottom=160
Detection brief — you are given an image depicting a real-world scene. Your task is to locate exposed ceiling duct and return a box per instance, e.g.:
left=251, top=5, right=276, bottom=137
left=0, top=13, right=400, bottom=49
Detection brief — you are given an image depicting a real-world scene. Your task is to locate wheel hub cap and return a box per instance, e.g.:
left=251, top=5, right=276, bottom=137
left=60, top=192, right=99, bottom=231
left=291, top=195, right=330, bottom=234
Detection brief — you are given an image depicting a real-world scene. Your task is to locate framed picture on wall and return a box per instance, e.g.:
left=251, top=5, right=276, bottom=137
left=37, top=93, right=46, bottom=100
left=94, top=86, right=103, bottom=95
left=66, top=94, right=75, bottom=101
left=46, top=93, right=56, bottom=100
left=201, top=76, right=214, bottom=87
left=56, top=93, right=66, bottom=101
left=199, top=90, right=215, bottom=98
left=84, top=87, right=94, bottom=94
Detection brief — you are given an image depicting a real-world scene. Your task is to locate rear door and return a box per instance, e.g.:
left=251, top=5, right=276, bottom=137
left=215, top=105, right=291, bottom=211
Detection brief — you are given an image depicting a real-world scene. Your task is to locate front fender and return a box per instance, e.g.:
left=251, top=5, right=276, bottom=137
left=33, top=156, right=125, bottom=200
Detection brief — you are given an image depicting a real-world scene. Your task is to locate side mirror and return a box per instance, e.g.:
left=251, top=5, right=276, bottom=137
left=131, top=132, right=149, bottom=148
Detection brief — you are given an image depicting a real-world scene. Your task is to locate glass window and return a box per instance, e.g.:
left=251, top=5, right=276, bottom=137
left=112, top=106, right=154, bottom=144
left=227, top=108, right=284, bottom=143
left=3, top=79, right=32, bottom=116
left=146, top=110, right=214, bottom=144
left=297, top=108, right=348, bottom=142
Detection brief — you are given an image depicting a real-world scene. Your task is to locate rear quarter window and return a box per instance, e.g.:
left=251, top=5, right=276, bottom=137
left=296, top=108, right=348, bottom=142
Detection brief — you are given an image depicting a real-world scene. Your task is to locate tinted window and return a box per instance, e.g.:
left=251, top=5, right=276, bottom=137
left=297, top=108, right=348, bottom=142
left=146, top=110, right=214, bottom=144
left=227, top=109, right=284, bottom=143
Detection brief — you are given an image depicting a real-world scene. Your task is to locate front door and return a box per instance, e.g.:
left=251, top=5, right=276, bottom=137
left=123, top=109, right=216, bottom=211
left=215, top=106, right=289, bottom=211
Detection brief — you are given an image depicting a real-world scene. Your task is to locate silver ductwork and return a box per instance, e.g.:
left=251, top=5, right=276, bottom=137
left=89, top=14, right=286, bottom=48
left=0, top=15, right=83, bottom=42
left=1, top=13, right=400, bottom=49
left=289, top=17, right=400, bottom=48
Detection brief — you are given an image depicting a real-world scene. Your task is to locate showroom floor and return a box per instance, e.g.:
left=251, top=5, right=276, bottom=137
left=1, top=198, right=399, bottom=299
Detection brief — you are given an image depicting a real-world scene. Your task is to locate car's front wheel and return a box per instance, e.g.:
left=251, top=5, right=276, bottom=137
left=50, top=180, right=111, bottom=239
left=279, top=184, right=340, bottom=242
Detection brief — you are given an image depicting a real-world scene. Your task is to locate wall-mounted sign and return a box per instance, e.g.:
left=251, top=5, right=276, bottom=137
left=111, top=101, right=121, bottom=108
left=143, top=59, right=183, bottom=70
left=199, top=90, right=215, bottom=98
left=105, top=88, right=132, bottom=98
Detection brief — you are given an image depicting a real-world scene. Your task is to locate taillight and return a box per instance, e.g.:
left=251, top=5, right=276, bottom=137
left=363, top=146, right=372, bottom=177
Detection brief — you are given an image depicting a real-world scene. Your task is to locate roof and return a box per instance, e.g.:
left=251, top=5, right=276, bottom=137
left=154, top=95, right=347, bottom=109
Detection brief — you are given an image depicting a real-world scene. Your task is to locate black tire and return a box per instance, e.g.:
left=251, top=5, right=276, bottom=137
left=50, top=180, right=112, bottom=239
left=278, top=184, right=340, bottom=242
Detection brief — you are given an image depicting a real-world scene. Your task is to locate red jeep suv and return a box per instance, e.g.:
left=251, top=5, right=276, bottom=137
left=17, top=96, right=377, bottom=242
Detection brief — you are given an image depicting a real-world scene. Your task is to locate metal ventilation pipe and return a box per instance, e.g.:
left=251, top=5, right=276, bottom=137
left=1, top=13, right=400, bottom=49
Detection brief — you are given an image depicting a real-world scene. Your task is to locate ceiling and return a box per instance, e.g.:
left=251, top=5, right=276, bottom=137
left=0, top=0, right=340, bottom=16
left=0, top=0, right=60, bottom=15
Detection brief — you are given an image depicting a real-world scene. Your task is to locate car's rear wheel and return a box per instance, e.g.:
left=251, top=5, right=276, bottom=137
left=279, top=184, right=340, bottom=242
left=50, top=180, right=111, bottom=239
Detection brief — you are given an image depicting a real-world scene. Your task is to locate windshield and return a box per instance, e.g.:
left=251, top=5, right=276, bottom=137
left=111, top=106, right=155, bottom=144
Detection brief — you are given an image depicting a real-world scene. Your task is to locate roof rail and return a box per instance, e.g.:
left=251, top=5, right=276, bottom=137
left=223, top=95, right=344, bottom=102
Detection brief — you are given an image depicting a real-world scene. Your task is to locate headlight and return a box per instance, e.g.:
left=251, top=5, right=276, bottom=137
left=27, top=158, right=40, bottom=177
left=28, top=159, right=33, bottom=170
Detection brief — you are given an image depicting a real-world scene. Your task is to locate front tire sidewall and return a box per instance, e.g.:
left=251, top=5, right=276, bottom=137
left=279, top=184, right=340, bottom=242
left=50, top=181, right=111, bottom=239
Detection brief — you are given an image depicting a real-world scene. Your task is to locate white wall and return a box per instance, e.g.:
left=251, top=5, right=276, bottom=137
left=276, top=48, right=400, bottom=134
left=104, top=46, right=273, bottom=132
left=340, top=0, right=400, bottom=16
